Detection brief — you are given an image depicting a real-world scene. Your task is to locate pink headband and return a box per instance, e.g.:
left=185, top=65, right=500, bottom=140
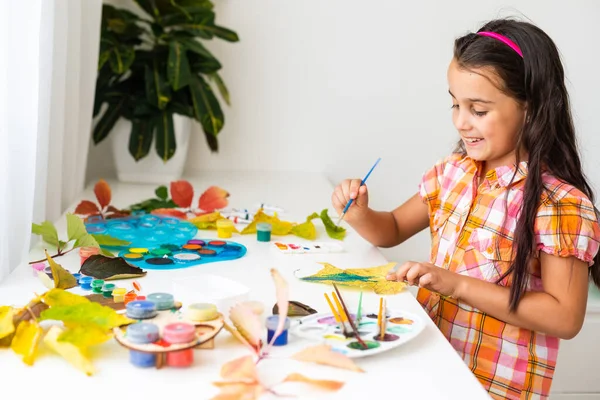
left=477, top=31, right=523, bottom=58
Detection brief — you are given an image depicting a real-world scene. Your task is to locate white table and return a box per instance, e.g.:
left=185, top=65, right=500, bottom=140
left=0, top=171, right=490, bottom=400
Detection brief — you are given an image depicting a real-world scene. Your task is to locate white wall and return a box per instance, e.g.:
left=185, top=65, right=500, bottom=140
left=87, top=0, right=600, bottom=265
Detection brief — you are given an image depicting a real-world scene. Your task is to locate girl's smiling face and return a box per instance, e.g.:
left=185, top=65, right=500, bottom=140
left=447, top=58, right=527, bottom=172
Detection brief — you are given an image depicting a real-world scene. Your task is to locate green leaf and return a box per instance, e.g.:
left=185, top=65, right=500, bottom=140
left=42, top=289, right=90, bottom=308
left=191, top=55, right=221, bottom=74
left=208, top=72, right=230, bottom=105
left=32, top=221, right=60, bottom=247
left=176, top=36, right=214, bottom=58
left=98, top=50, right=111, bottom=70
left=91, top=234, right=131, bottom=247
left=177, top=11, right=216, bottom=39
left=66, top=213, right=88, bottom=242
left=93, top=96, right=127, bottom=144
left=43, top=326, right=96, bottom=376
left=128, top=118, right=154, bottom=161
left=189, top=74, right=224, bottom=135
left=167, top=41, right=192, bottom=90
left=133, top=0, right=161, bottom=19
left=58, top=325, right=112, bottom=349
left=320, top=209, right=346, bottom=240
left=211, top=25, right=239, bottom=42
left=155, top=111, right=176, bottom=161
left=145, top=61, right=171, bottom=110
left=109, top=45, right=135, bottom=74
left=79, top=255, right=147, bottom=281
left=40, top=302, right=134, bottom=330
left=155, top=186, right=169, bottom=200
left=73, top=234, right=100, bottom=250
left=45, top=251, right=78, bottom=290
left=100, top=248, right=115, bottom=257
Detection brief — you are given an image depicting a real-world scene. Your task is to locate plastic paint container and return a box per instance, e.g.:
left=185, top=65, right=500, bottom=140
left=72, top=273, right=82, bottom=284
left=186, top=303, right=218, bottom=322
left=79, top=276, right=93, bottom=290
left=256, top=223, right=272, bottom=242
left=91, top=279, right=104, bottom=294
left=124, top=292, right=137, bottom=305
left=147, top=292, right=175, bottom=310
left=163, top=322, right=196, bottom=367
left=31, top=263, right=45, bottom=277
left=126, top=300, right=157, bottom=320
left=136, top=295, right=146, bottom=301
left=126, top=322, right=159, bottom=368
left=112, top=288, right=127, bottom=302
left=266, top=315, right=290, bottom=346
left=79, top=246, right=100, bottom=265
left=216, top=219, right=235, bottom=239
left=102, top=283, right=116, bottom=298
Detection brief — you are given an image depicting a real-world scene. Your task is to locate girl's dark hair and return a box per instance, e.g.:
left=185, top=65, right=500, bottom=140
left=453, top=19, right=600, bottom=311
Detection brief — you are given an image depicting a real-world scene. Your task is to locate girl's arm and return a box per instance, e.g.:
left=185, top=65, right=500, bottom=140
left=349, top=193, right=430, bottom=248
left=454, top=252, right=589, bottom=339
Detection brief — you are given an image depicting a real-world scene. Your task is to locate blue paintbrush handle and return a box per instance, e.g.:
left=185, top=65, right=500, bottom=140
left=341, top=157, right=381, bottom=214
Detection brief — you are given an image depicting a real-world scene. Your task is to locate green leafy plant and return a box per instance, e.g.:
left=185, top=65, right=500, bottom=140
left=92, top=0, right=239, bottom=161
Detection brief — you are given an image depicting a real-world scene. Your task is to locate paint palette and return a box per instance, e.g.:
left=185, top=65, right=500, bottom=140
left=272, top=241, right=344, bottom=254
left=117, top=239, right=247, bottom=270
left=291, top=309, right=425, bottom=358
left=85, top=213, right=198, bottom=249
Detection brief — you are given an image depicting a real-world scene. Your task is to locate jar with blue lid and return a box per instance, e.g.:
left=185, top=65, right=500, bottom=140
left=126, top=322, right=159, bottom=368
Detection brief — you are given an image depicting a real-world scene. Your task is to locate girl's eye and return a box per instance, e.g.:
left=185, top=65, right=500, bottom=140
left=451, top=104, right=459, bottom=110
left=474, top=110, right=487, bottom=117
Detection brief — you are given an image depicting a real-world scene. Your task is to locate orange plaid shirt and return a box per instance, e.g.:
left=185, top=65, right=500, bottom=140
left=417, top=153, right=600, bottom=399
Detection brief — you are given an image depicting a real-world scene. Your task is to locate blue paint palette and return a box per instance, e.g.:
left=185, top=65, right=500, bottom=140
left=117, top=239, right=247, bottom=270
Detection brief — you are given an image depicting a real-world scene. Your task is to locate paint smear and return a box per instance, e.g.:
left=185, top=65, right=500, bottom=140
left=317, top=314, right=356, bottom=325
left=347, top=340, right=380, bottom=351
left=373, top=333, right=399, bottom=342
left=388, top=326, right=412, bottom=334
left=389, top=317, right=413, bottom=325
left=324, top=334, right=348, bottom=341
left=366, top=313, right=389, bottom=319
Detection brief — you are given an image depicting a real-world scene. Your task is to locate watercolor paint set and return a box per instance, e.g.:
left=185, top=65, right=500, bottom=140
left=272, top=241, right=344, bottom=254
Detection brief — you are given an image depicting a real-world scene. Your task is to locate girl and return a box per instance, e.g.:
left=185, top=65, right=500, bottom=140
left=332, top=19, right=600, bottom=399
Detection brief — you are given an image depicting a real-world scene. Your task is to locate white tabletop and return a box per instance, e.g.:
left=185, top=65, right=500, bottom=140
left=0, top=171, right=490, bottom=400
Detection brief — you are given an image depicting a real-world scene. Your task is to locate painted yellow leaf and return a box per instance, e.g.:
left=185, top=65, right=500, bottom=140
left=290, top=213, right=319, bottom=240
left=10, top=320, right=43, bottom=365
left=282, top=372, right=345, bottom=391
left=44, top=325, right=96, bottom=376
left=45, top=250, right=78, bottom=289
left=241, top=210, right=293, bottom=236
left=58, top=325, right=112, bottom=349
left=42, top=289, right=90, bottom=307
left=189, top=212, right=237, bottom=231
left=40, top=302, right=134, bottom=330
left=292, top=344, right=364, bottom=372
left=0, top=306, right=15, bottom=340
left=220, top=355, right=259, bottom=382
left=299, top=262, right=405, bottom=295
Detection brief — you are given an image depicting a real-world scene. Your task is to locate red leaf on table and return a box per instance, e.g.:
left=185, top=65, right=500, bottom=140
left=94, top=180, right=111, bottom=209
left=170, top=180, right=194, bottom=208
left=198, top=186, right=229, bottom=211
left=151, top=208, right=188, bottom=219
left=74, top=201, right=100, bottom=215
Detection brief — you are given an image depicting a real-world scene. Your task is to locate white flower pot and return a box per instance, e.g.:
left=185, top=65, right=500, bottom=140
left=110, top=115, right=191, bottom=184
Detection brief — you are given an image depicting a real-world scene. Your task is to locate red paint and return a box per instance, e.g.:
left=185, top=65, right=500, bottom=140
left=163, top=322, right=195, bottom=368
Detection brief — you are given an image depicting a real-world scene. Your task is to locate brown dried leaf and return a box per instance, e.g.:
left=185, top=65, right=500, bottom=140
left=74, top=200, right=100, bottom=215
left=220, top=355, right=259, bottom=382
left=282, top=372, right=345, bottom=391
left=94, top=179, right=111, bottom=209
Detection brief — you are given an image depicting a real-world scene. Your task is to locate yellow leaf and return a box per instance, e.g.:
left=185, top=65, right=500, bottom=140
left=189, top=212, right=226, bottom=230
left=290, top=215, right=318, bottom=240
left=10, top=320, right=43, bottom=365
left=241, top=210, right=293, bottom=236
left=282, top=372, right=345, bottom=391
left=292, top=344, right=364, bottom=372
left=40, top=302, right=134, bottom=330
left=43, top=325, right=96, bottom=376
left=45, top=250, right=78, bottom=289
left=57, top=325, right=112, bottom=349
left=0, top=306, right=15, bottom=339
left=42, top=289, right=90, bottom=307
left=211, top=382, right=265, bottom=400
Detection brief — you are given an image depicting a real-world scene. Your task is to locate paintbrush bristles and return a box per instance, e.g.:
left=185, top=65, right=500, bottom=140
left=324, top=293, right=341, bottom=323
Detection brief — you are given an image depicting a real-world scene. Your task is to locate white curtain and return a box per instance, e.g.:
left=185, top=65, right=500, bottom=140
left=0, top=0, right=102, bottom=283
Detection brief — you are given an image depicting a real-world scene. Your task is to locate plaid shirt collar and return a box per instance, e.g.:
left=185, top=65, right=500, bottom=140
left=462, top=156, right=529, bottom=188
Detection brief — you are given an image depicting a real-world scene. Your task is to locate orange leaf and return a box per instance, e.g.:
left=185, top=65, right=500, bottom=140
left=171, top=180, right=194, bottom=208
left=220, top=355, right=259, bottom=382
left=228, top=305, right=263, bottom=354
left=282, top=373, right=345, bottom=391
left=198, top=186, right=229, bottom=211
left=94, top=179, right=111, bottom=209
left=292, top=345, right=364, bottom=372
left=211, top=382, right=265, bottom=400
left=74, top=201, right=100, bottom=215
left=151, top=208, right=188, bottom=219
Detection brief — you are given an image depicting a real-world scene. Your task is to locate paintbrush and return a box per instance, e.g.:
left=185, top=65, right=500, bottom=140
left=336, top=157, right=382, bottom=226
left=333, top=284, right=368, bottom=349
left=356, top=291, right=363, bottom=322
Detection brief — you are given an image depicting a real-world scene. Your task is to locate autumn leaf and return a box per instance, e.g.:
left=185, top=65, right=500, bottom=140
left=10, top=320, right=43, bottom=365
left=211, top=382, right=266, bottom=400
left=0, top=306, right=15, bottom=339
left=220, top=355, right=259, bottom=382
left=319, top=209, right=346, bottom=240
left=264, top=269, right=288, bottom=351
left=290, top=212, right=319, bottom=240
left=198, top=186, right=229, bottom=211
left=241, top=210, right=294, bottom=236
left=292, top=345, right=364, bottom=372
left=31, top=221, right=60, bottom=247
left=170, top=180, right=194, bottom=208
left=40, top=302, right=134, bottom=330
left=151, top=208, right=189, bottom=219
left=189, top=212, right=226, bottom=229
left=94, top=179, right=112, bottom=209
left=45, top=250, right=78, bottom=289
left=213, top=356, right=266, bottom=400
left=42, top=289, right=90, bottom=308
left=58, top=325, right=112, bottom=349
left=44, top=325, right=96, bottom=376
left=281, top=373, right=345, bottom=391
left=228, top=304, right=263, bottom=354
left=79, top=254, right=147, bottom=280
left=74, top=200, right=100, bottom=216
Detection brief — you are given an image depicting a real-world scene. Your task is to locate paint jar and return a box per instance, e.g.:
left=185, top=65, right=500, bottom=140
left=147, top=292, right=175, bottom=310
left=91, top=279, right=104, bottom=294
left=163, top=322, right=196, bottom=367
left=43, top=267, right=53, bottom=279
left=126, top=300, right=158, bottom=320
left=124, top=292, right=137, bottom=305
left=186, top=303, right=218, bottom=322
left=31, top=262, right=45, bottom=277
left=79, top=246, right=100, bottom=265
left=256, top=223, right=272, bottom=242
left=112, top=288, right=127, bottom=302
left=216, top=219, right=235, bottom=239
left=79, top=276, right=93, bottom=291
left=265, top=315, right=290, bottom=346
left=72, top=273, right=82, bottom=284
left=136, top=295, right=146, bottom=301
left=102, top=283, right=116, bottom=298
left=126, top=322, right=159, bottom=368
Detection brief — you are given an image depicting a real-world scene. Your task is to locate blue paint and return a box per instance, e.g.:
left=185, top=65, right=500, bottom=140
left=126, top=300, right=158, bottom=319
left=127, top=322, right=159, bottom=368
left=256, top=223, right=272, bottom=242
left=79, top=276, right=93, bottom=290
left=72, top=273, right=82, bottom=284
left=147, top=292, right=174, bottom=310
left=266, top=315, right=290, bottom=346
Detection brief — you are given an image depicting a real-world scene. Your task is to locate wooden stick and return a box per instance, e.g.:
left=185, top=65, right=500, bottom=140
left=333, top=284, right=368, bottom=349
left=332, top=291, right=347, bottom=322
left=380, top=298, right=386, bottom=340
left=377, top=297, right=383, bottom=337
left=324, top=293, right=341, bottom=323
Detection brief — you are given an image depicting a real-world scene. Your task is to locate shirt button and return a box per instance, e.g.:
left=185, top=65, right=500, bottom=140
left=486, top=246, right=493, bottom=253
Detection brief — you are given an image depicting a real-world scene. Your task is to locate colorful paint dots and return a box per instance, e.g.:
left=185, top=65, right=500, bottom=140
left=347, top=340, right=380, bottom=351
left=182, top=244, right=202, bottom=251
left=150, top=248, right=171, bottom=257
left=208, top=240, right=226, bottom=247
left=129, top=248, right=149, bottom=254
left=389, top=317, right=413, bottom=325
left=187, top=239, right=205, bottom=246
left=160, top=244, right=180, bottom=251
left=124, top=253, right=144, bottom=260
left=173, top=253, right=201, bottom=263
left=146, top=257, right=174, bottom=265
left=373, top=333, right=399, bottom=342
left=198, top=249, right=216, bottom=256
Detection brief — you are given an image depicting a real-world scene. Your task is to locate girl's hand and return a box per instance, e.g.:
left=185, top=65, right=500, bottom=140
left=331, top=179, right=369, bottom=222
left=386, top=261, right=465, bottom=299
